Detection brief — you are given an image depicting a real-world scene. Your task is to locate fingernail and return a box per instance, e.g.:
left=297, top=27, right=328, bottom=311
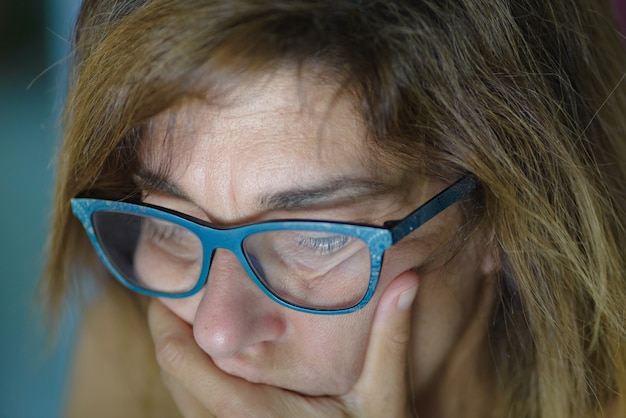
left=397, top=286, right=418, bottom=311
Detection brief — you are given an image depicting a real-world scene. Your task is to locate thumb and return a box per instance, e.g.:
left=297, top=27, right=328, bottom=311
left=346, top=271, right=419, bottom=417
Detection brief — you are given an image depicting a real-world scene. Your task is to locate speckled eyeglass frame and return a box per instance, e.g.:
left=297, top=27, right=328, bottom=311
left=71, top=175, right=479, bottom=314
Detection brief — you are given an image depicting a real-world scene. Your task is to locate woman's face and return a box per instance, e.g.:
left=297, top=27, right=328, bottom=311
left=139, top=70, right=494, bottom=397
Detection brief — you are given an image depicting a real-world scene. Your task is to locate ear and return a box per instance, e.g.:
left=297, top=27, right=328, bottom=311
left=478, top=234, right=499, bottom=276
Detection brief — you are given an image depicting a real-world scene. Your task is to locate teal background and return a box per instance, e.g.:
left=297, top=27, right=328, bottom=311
left=0, top=1, right=81, bottom=417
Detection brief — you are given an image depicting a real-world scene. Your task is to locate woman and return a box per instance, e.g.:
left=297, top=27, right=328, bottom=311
left=43, top=0, right=626, bottom=417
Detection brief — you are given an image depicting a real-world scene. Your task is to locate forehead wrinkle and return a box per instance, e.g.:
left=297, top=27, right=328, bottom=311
left=140, top=70, right=388, bottom=223
left=142, top=100, right=216, bottom=173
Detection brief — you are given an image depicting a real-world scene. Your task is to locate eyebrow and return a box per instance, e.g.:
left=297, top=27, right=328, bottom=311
left=135, top=168, right=396, bottom=213
left=258, top=178, right=394, bottom=211
left=135, top=168, right=191, bottom=200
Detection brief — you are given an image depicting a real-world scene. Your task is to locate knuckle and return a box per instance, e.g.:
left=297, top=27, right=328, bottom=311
left=154, top=333, right=188, bottom=372
left=387, top=326, right=411, bottom=348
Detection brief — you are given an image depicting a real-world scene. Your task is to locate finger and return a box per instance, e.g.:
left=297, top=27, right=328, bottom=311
left=147, top=299, right=250, bottom=416
left=148, top=300, right=217, bottom=417
left=161, top=369, right=216, bottom=418
left=147, top=299, right=304, bottom=417
left=345, top=270, right=419, bottom=417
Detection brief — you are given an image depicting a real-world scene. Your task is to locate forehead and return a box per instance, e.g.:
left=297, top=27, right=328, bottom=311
left=138, top=70, right=400, bottom=221
left=144, top=69, right=368, bottom=164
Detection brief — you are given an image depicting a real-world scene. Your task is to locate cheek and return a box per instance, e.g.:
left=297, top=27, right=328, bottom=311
left=293, top=243, right=421, bottom=394
left=289, top=299, right=378, bottom=394
left=407, top=235, right=495, bottom=389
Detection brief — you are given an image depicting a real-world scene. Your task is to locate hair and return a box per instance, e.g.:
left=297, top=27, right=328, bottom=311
left=43, top=0, right=626, bottom=417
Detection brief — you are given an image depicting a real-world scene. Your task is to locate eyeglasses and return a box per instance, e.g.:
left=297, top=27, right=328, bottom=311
left=71, top=175, right=479, bottom=314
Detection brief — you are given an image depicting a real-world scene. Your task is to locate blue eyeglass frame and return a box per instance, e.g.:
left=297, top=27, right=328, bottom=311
left=71, top=175, right=479, bottom=314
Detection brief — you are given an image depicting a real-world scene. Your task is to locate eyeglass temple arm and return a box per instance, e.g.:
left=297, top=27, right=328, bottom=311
left=384, top=175, right=480, bottom=243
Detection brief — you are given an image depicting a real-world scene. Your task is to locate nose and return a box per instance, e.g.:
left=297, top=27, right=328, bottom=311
left=191, top=249, right=287, bottom=359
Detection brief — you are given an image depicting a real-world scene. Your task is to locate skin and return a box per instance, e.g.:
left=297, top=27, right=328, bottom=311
left=140, top=70, right=497, bottom=416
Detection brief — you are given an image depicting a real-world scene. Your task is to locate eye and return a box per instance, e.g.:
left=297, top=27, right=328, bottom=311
left=140, top=217, right=200, bottom=260
left=144, top=218, right=183, bottom=242
left=296, top=234, right=351, bottom=255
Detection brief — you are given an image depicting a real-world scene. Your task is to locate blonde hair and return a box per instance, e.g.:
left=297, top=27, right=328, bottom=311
left=44, top=0, right=626, bottom=416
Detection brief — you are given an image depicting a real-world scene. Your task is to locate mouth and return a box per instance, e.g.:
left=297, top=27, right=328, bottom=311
left=212, top=356, right=278, bottom=387
left=210, top=356, right=336, bottom=396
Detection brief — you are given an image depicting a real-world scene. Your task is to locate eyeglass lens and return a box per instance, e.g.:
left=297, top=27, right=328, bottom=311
left=92, top=211, right=373, bottom=310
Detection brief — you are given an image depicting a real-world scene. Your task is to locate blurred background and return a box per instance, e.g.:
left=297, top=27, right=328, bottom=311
left=0, top=1, right=80, bottom=417
left=0, top=1, right=624, bottom=418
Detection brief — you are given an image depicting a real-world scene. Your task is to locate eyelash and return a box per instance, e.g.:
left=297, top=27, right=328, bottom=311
left=297, top=235, right=350, bottom=255
left=145, top=219, right=185, bottom=243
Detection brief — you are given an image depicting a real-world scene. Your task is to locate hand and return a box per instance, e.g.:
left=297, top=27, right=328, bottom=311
left=147, top=272, right=419, bottom=418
